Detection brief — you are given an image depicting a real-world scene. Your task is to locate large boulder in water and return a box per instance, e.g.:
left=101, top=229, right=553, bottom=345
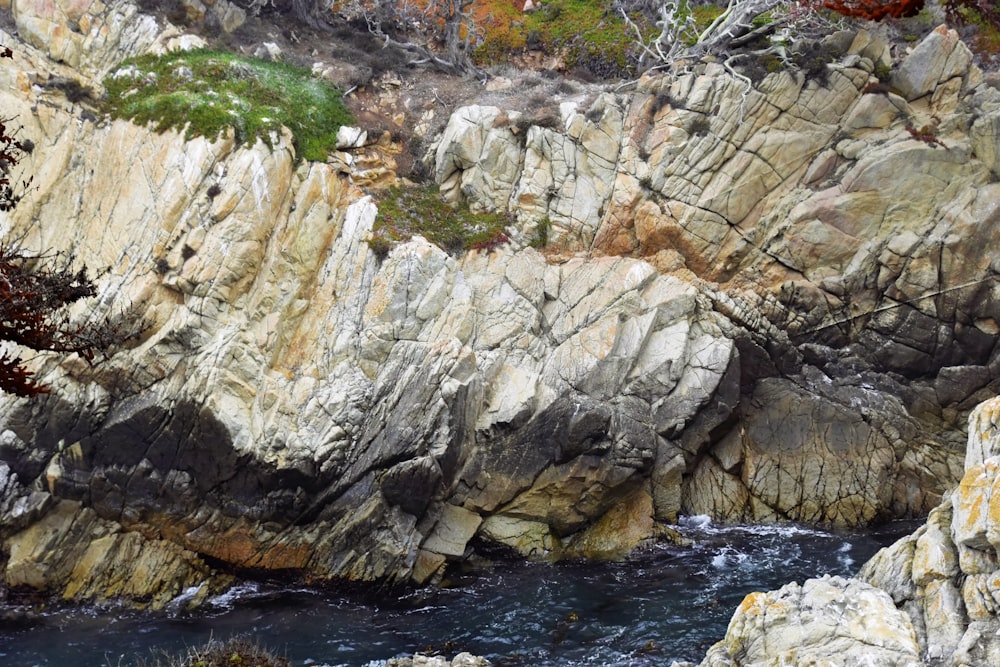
left=699, top=575, right=922, bottom=667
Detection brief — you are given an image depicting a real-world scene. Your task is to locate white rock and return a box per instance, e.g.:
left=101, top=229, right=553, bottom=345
left=336, top=126, right=369, bottom=150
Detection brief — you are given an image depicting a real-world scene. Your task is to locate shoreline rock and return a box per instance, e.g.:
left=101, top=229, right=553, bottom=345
left=693, top=395, right=1000, bottom=666
left=387, top=653, right=490, bottom=667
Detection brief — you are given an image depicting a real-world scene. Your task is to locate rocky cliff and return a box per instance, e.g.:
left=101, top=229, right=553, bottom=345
left=0, top=0, right=999, bottom=609
left=687, top=395, right=1000, bottom=667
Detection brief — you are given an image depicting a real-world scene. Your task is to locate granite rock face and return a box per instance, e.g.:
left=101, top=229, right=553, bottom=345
left=860, top=396, right=1000, bottom=667
left=699, top=575, right=923, bottom=667
left=0, top=23, right=737, bottom=600
left=13, top=0, right=193, bottom=75
left=696, top=396, right=1000, bottom=667
left=432, top=24, right=997, bottom=526
left=0, top=2, right=998, bottom=609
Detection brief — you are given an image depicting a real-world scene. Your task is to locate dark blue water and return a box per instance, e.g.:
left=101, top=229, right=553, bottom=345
left=0, top=517, right=919, bottom=667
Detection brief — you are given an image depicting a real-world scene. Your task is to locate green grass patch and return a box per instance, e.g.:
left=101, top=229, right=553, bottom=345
left=102, top=49, right=353, bottom=161
left=370, top=185, right=512, bottom=258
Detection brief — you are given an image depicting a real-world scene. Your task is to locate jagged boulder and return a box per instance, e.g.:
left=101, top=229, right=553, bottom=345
left=859, top=397, right=1000, bottom=666
left=890, top=25, right=975, bottom=102
left=4, top=499, right=230, bottom=610
left=685, top=377, right=900, bottom=527
left=11, top=0, right=191, bottom=76
left=698, top=575, right=923, bottom=667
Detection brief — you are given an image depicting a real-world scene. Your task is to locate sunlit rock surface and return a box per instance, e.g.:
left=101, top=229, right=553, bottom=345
left=699, top=576, right=922, bottom=667
left=0, top=1, right=999, bottom=609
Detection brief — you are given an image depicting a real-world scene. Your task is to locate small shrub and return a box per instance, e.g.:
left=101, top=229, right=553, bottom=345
left=370, top=185, right=513, bottom=258
left=584, top=105, right=604, bottom=123
left=368, top=234, right=394, bottom=262
left=530, top=217, right=552, bottom=248
left=513, top=116, right=535, bottom=137
left=649, top=91, right=681, bottom=117
left=741, top=53, right=783, bottom=83
left=555, top=80, right=578, bottom=95
left=873, top=61, right=892, bottom=80
left=102, top=49, right=353, bottom=162
left=905, top=123, right=946, bottom=148
left=532, top=111, right=563, bottom=130
left=135, top=636, right=290, bottom=667
left=527, top=91, right=551, bottom=107
left=863, top=80, right=893, bottom=95
left=514, top=110, right=562, bottom=136
left=469, top=229, right=512, bottom=254
left=793, top=41, right=841, bottom=86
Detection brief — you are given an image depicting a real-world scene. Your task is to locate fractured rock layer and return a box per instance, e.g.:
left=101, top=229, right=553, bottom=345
left=0, top=1, right=998, bottom=607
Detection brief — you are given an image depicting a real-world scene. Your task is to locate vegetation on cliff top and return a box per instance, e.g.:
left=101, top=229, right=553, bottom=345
left=471, top=0, right=726, bottom=77
left=103, top=49, right=353, bottom=161
left=446, top=0, right=1000, bottom=75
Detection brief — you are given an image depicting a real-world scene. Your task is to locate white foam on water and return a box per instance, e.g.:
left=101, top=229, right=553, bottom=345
left=207, top=582, right=262, bottom=609
left=837, top=542, right=855, bottom=569
left=679, top=514, right=713, bottom=528
left=166, top=584, right=205, bottom=615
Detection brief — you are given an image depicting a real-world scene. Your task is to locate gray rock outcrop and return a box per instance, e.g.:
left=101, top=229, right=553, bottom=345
left=0, top=0, right=998, bottom=609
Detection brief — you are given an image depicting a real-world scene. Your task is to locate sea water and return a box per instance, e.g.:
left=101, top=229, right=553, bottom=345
left=0, top=517, right=919, bottom=667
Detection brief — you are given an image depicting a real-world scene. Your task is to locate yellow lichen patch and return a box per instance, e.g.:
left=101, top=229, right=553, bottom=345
left=952, top=461, right=999, bottom=550
left=738, top=590, right=767, bottom=615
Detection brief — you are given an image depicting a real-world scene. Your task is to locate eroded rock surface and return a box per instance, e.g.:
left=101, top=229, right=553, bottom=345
left=692, top=396, right=1000, bottom=667
left=0, top=1, right=998, bottom=609
left=433, top=24, right=997, bottom=530
left=698, top=575, right=923, bottom=667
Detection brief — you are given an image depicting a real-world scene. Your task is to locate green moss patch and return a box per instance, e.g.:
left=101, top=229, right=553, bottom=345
left=103, top=49, right=353, bottom=161
left=370, top=185, right=512, bottom=258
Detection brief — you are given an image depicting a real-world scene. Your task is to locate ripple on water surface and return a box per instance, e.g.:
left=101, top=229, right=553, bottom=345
left=0, top=517, right=920, bottom=667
